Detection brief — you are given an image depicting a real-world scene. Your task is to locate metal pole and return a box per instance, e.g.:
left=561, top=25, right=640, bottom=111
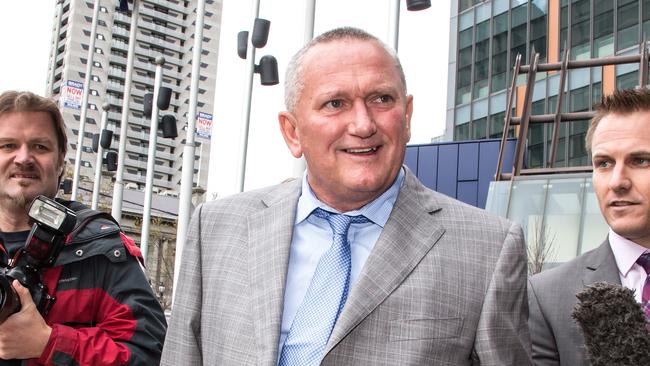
left=91, top=103, right=110, bottom=210
left=112, top=0, right=140, bottom=223
left=236, top=0, right=261, bottom=193
left=141, top=56, right=165, bottom=265
left=290, top=0, right=316, bottom=178
left=173, top=0, right=206, bottom=303
left=71, top=0, right=101, bottom=200
left=47, top=0, right=64, bottom=97
left=388, top=0, right=400, bottom=51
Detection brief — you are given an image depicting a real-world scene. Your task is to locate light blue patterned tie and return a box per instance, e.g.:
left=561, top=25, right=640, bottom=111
left=279, top=208, right=369, bottom=366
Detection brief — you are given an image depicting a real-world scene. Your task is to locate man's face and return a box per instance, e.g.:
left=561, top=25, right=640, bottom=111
left=279, top=39, right=412, bottom=211
left=591, top=111, right=650, bottom=248
left=0, top=111, right=64, bottom=209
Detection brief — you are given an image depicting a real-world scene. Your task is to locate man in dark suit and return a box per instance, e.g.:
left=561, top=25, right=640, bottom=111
left=162, top=27, right=531, bottom=365
left=529, top=88, right=650, bottom=365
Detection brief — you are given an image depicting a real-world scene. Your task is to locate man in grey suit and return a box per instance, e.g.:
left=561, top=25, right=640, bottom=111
left=529, top=88, right=650, bottom=365
left=162, top=27, right=531, bottom=365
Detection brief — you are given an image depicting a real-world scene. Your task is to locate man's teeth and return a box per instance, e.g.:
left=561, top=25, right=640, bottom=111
left=347, top=147, right=377, bottom=153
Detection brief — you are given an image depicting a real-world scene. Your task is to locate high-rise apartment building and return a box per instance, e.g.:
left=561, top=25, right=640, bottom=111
left=447, top=0, right=649, bottom=169
left=46, top=0, right=223, bottom=199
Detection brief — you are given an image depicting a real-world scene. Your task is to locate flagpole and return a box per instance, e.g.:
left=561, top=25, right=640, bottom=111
left=71, top=0, right=101, bottom=200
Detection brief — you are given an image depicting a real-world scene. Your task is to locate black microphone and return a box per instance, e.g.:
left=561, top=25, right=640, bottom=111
left=572, top=282, right=650, bottom=366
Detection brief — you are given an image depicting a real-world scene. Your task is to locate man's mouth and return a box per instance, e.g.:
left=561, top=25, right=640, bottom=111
left=11, top=173, right=38, bottom=179
left=609, top=200, right=638, bottom=207
left=344, top=147, right=378, bottom=154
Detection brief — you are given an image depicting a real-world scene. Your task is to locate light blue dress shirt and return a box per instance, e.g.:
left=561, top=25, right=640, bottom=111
left=277, top=168, right=405, bottom=359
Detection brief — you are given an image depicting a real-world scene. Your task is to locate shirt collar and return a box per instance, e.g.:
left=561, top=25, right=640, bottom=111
left=295, top=167, right=405, bottom=228
left=609, top=228, right=650, bottom=277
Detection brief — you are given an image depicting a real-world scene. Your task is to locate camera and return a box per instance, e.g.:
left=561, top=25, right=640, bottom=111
left=0, top=196, right=77, bottom=323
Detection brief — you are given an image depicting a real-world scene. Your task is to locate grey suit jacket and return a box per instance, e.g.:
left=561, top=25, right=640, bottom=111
left=161, top=169, right=531, bottom=365
left=528, top=240, right=620, bottom=366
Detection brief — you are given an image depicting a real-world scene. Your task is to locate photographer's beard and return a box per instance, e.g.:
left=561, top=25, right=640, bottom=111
left=0, top=167, right=59, bottom=215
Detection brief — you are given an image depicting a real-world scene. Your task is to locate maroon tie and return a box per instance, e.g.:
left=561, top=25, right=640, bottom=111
left=636, top=253, right=650, bottom=332
left=638, top=253, right=650, bottom=304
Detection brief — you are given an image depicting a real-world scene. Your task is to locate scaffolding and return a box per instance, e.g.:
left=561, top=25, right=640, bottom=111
left=495, top=42, right=649, bottom=181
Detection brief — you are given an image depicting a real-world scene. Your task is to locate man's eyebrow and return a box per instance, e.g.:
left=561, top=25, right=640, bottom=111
left=628, top=150, right=650, bottom=157
left=591, top=150, right=650, bottom=158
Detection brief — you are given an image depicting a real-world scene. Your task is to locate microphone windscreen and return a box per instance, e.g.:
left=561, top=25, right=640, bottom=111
left=572, top=282, right=650, bottom=366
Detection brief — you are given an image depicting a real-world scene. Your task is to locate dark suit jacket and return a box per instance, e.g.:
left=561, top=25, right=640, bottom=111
left=528, top=240, right=620, bottom=366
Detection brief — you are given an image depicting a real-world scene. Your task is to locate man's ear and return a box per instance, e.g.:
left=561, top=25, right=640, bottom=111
left=278, top=111, right=303, bottom=158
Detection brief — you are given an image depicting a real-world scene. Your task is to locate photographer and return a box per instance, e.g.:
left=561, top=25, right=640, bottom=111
left=0, top=91, right=166, bottom=365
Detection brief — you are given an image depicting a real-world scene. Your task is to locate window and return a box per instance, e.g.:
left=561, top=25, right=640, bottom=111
left=472, top=117, right=487, bottom=139
left=617, top=0, right=639, bottom=51
left=527, top=100, right=546, bottom=168
left=643, top=0, right=650, bottom=41
left=511, top=3, right=528, bottom=67
left=455, top=122, right=470, bottom=141
left=473, top=20, right=490, bottom=99
left=593, top=0, right=614, bottom=57
left=571, top=0, right=590, bottom=60
left=491, top=12, right=508, bottom=93
left=530, top=0, right=547, bottom=62
left=456, top=27, right=473, bottom=104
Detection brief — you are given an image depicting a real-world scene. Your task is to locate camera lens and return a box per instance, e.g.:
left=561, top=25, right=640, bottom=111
left=0, top=276, right=20, bottom=324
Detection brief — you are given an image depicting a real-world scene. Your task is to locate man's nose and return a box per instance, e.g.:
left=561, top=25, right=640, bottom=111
left=348, top=102, right=377, bottom=138
left=14, top=145, right=35, bottom=166
left=609, top=163, right=632, bottom=192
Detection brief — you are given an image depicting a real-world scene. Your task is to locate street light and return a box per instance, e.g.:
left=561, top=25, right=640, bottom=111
left=406, top=0, right=431, bottom=11
left=173, top=0, right=208, bottom=305
left=91, top=102, right=111, bottom=210
left=236, top=5, right=279, bottom=193
left=141, top=56, right=170, bottom=265
left=71, top=0, right=102, bottom=200
left=389, top=0, right=432, bottom=51
left=112, top=0, right=140, bottom=224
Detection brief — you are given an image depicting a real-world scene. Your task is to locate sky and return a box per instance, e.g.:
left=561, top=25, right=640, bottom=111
left=0, top=1, right=53, bottom=95
left=0, top=0, right=452, bottom=199
left=208, top=0, right=452, bottom=198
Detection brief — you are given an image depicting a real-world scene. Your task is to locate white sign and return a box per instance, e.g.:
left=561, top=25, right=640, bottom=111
left=60, top=80, right=83, bottom=110
left=196, top=112, right=213, bottom=139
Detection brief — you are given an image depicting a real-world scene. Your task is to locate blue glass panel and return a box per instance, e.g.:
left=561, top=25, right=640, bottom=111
left=478, top=140, right=500, bottom=208
left=437, top=145, right=459, bottom=197
left=457, top=181, right=478, bottom=207
left=404, top=146, right=418, bottom=174
left=458, top=143, right=479, bottom=181
left=417, top=146, right=438, bottom=190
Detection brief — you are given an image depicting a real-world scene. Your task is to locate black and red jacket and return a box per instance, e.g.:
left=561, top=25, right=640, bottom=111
left=0, top=200, right=167, bottom=365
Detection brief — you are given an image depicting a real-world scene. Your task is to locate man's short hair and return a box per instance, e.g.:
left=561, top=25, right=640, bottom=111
left=586, top=88, right=650, bottom=153
left=0, top=90, right=68, bottom=157
left=284, top=26, right=407, bottom=112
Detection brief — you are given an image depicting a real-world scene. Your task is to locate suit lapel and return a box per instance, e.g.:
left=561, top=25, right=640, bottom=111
left=248, top=180, right=301, bottom=365
left=582, top=239, right=621, bottom=286
left=324, top=170, right=445, bottom=354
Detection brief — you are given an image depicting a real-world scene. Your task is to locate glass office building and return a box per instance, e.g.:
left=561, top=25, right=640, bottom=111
left=447, top=0, right=650, bottom=169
